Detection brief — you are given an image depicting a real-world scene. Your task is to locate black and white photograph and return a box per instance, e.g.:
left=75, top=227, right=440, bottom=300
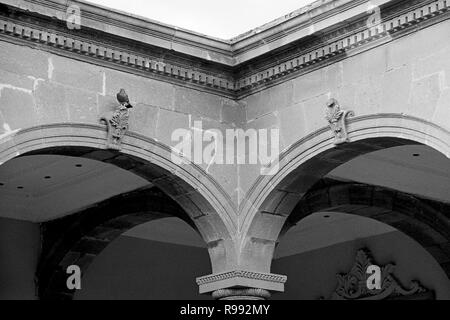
left=0, top=0, right=449, bottom=308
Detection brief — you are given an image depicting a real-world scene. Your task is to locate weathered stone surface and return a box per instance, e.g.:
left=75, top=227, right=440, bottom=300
left=221, top=99, right=245, bottom=127
left=50, top=55, right=104, bottom=94
left=83, top=149, right=117, bottom=161
left=387, top=19, right=450, bottom=71
left=290, top=64, right=342, bottom=109
left=246, top=212, right=286, bottom=243
left=353, top=75, right=383, bottom=116
left=2, top=0, right=450, bottom=300
left=261, top=190, right=286, bottom=214
left=381, top=65, right=412, bottom=113
left=433, top=88, right=450, bottom=129
left=246, top=81, right=293, bottom=121
left=236, top=162, right=265, bottom=204
left=0, top=42, right=48, bottom=79
left=278, top=102, right=308, bottom=148
left=154, top=108, right=190, bottom=147
left=324, top=62, right=344, bottom=92
left=104, top=69, right=175, bottom=109
left=34, top=81, right=69, bottom=124
left=408, top=74, right=441, bottom=120
left=275, top=193, right=303, bottom=216
left=105, top=155, right=138, bottom=170
left=0, top=69, right=35, bottom=91
left=128, top=103, right=159, bottom=138
left=413, top=45, right=450, bottom=84
left=0, top=111, right=6, bottom=135
left=187, top=114, right=237, bottom=192
left=0, top=87, right=36, bottom=130
left=293, top=68, right=330, bottom=104
left=342, top=47, right=387, bottom=86
left=301, top=94, right=331, bottom=134
left=97, top=94, right=118, bottom=115
left=65, top=87, right=98, bottom=123
left=245, top=111, right=279, bottom=131
left=242, top=112, right=284, bottom=169
left=130, top=163, right=167, bottom=181
left=173, top=87, right=223, bottom=120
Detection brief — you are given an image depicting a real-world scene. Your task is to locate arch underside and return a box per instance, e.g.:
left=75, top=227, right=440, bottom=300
left=241, top=116, right=450, bottom=277
left=0, top=124, right=239, bottom=275
left=283, top=178, right=450, bottom=279
left=0, top=124, right=237, bottom=241
left=37, top=186, right=191, bottom=300
left=0, top=115, right=449, bottom=298
left=0, top=126, right=237, bottom=299
left=241, top=114, right=450, bottom=237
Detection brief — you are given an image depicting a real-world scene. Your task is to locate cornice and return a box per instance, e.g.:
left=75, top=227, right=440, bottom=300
left=231, top=0, right=392, bottom=63
left=0, top=0, right=400, bottom=65
left=0, top=0, right=448, bottom=98
left=234, top=0, right=450, bottom=97
left=0, top=0, right=234, bottom=63
left=0, top=14, right=237, bottom=97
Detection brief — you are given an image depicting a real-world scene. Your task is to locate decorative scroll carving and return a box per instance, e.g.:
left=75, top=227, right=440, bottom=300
left=325, top=98, right=354, bottom=145
left=100, top=89, right=133, bottom=151
left=331, top=249, right=429, bottom=300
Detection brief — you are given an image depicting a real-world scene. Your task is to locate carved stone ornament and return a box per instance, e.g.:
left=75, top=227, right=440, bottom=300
left=325, top=98, right=354, bottom=145
left=330, top=249, right=429, bottom=300
left=100, top=89, right=133, bottom=151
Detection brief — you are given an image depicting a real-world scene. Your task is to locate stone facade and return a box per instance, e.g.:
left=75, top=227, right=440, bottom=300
left=0, top=0, right=449, bottom=299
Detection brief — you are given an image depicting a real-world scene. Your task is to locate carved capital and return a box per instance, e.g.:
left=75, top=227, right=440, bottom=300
left=212, top=288, right=271, bottom=300
left=196, top=270, right=287, bottom=295
left=325, top=98, right=354, bottom=145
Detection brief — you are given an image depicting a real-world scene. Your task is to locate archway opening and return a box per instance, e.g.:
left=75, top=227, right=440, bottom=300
left=272, top=211, right=450, bottom=300
left=242, top=136, right=450, bottom=299
left=0, top=145, right=221, bottom=299
left=73, top=217, right=211, bottom=300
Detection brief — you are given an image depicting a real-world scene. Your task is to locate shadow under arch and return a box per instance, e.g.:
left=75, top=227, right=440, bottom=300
left=273, top=207, right=450, bottom=300
left=281, top=179, right=450, bottom=279
left=239, top=114, right=450, bottom=271
left=0, top=124, right=238, bottom=275
left=37, top=186, right=209, bottom=299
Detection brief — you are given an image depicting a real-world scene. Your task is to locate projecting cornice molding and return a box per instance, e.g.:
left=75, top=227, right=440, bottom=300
left=234, top=0, right=450, bottom=95
left=0, top=0, right=448, bottom=97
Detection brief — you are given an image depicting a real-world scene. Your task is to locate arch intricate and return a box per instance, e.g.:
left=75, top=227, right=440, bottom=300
left=0, top=123, right=239, bottom=274
left=239, top=114, right=450, bottom=271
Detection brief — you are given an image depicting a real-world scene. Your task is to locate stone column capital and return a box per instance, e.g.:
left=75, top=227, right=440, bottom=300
left=196, top=270, right=287, bottom=297
left=212, top=288, right=271, bottom=300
